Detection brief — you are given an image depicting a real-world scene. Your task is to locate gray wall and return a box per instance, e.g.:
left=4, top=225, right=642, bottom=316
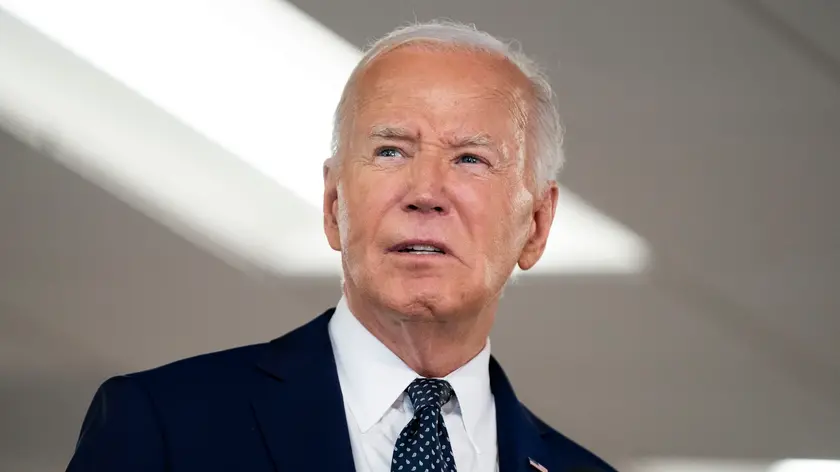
left=2, top=0, right=839, bottom=470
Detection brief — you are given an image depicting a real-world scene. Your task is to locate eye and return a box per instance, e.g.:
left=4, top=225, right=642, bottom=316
left=375, top=147, right=404, bottom=158
left=457, top=154, right=484, bottom=165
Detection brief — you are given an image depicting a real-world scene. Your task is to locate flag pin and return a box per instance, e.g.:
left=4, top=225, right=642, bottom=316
left=529, top=458, right=548, bottom=472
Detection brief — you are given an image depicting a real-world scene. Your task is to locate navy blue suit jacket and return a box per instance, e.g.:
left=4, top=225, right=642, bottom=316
left=67, top=309, right=616, bottom=471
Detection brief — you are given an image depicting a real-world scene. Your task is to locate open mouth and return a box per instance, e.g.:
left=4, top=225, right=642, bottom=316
left=390, top=242, right=448, bottom=255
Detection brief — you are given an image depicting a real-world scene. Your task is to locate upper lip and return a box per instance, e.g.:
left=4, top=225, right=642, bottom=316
left=388, top=239, right=452, bottom=255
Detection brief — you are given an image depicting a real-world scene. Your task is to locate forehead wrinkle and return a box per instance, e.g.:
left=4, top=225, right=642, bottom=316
left=348, top=46, right=536, bottom=167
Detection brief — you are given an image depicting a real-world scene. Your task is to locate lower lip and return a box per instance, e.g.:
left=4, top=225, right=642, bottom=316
left=389, top=251, right=452, bottom=261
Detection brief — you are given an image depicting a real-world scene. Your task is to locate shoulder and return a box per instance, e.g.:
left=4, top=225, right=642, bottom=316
left=96, top=342, right=270, bottom=407
left=70, top=342, right=277, bottom=470
left=107, top=309, right=334, bottom=400
left=121, top=309, right=335, bottom=391
left=523, top=406, right=619, bottom=472
left=125, top=342, right=268, bottom=387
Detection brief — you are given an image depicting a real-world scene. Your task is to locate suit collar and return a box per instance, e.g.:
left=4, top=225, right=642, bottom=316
left=254, top=308, right=336, bottom=381
left=251, top=309, right=356, bottom=472
left=251, top=307, right=550, bottom=472
left=490, top=356, right=553, bottom=472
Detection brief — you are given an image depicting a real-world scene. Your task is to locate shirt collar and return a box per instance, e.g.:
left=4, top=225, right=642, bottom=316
left=328, top=295, right=492, bottom=446
left=443, top=334, right=493, bottom=452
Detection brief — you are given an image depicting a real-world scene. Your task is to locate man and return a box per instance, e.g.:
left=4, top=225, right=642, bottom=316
left=67, top=21, right=617, bottom=472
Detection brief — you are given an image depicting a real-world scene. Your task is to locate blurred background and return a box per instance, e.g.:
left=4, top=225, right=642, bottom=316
left=1, top=0, right=839, bottom=470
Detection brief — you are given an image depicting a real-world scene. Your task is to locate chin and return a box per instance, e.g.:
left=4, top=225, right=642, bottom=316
left=375, top=277, right=486, bottom=320
left=380, top=286, right=446, bottom=319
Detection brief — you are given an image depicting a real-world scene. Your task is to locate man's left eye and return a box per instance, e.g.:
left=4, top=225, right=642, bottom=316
left=458, top=155, right=482, bottom=165
left=376, top=147, right=403, bottom=158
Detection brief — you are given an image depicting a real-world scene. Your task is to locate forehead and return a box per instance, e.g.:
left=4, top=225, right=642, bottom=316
left=351, top=45, right=532, bottom=135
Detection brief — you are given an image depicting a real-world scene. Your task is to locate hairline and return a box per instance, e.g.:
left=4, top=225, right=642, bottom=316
left=329, top=22, right=564, bottom=191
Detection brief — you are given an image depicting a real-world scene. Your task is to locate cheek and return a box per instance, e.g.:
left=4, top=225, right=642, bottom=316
left=465, top=183, right=530, bottom=246
left=454, top=185, right=512, bottom=273
left=337, top=181, right=382, bottom=282
left=455, top=180, right=496, bottom=226
left=339, top=175, right=397, bottom=247
left=472, top=185, right=533, bottom=275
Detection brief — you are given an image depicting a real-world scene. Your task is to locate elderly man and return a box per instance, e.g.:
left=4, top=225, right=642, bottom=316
left=67, top=21, right=616, bottom=472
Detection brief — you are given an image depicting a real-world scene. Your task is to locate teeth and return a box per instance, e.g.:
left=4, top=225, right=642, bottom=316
left=403, top=244, right=443, bottom=253
left=410, top=245, right=439, bottom=251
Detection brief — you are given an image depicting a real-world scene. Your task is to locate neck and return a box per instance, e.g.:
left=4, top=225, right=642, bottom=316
left=343, top=285, right=496, bottom=378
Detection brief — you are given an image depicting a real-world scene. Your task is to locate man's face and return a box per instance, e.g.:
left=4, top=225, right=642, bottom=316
left=324, top=46, right=557, bottom=319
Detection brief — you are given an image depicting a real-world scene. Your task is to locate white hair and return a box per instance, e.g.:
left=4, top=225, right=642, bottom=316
left=330, top=20, right=566, bottom=187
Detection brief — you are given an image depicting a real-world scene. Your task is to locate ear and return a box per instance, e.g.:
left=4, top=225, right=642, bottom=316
left=518, top=182, right=559, bottom=270
left=323, top=158, right=342, bottom=252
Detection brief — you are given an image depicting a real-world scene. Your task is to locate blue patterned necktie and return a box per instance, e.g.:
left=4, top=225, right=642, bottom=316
left=391, top=378, right=457, bottom=472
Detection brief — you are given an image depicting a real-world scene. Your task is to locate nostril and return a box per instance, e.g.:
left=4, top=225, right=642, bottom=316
left=404, top=202, right=446, bottom=213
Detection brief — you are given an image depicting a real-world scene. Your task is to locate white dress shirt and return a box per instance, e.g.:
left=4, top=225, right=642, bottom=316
left=328, top=296, right=498, bottom=472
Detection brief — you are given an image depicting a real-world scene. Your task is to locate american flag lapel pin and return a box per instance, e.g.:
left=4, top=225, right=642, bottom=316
left=529, top=458, right=549, bottom=472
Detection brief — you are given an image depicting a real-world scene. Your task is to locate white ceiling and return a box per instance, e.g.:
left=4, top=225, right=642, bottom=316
left=1, top=0, right=839, bottom=470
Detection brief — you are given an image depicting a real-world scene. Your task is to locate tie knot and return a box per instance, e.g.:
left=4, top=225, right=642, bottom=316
left=406, top=378, right=454, bottom=410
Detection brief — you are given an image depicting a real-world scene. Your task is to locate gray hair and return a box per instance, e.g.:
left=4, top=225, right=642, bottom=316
left=330, top=20, right=565, bottom=188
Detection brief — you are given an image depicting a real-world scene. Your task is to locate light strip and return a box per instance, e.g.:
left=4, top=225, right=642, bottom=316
left=770, top=460, right=840, bottom=472
left=628, top=458, right=770, bottom=472
left=0, top=0, right=649, bottom=275
left=627, top=458, right=840, bottom=472
left=0, top=0, right=358, bottom=208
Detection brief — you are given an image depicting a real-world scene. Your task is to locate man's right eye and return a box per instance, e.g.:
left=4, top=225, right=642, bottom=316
left=375, top=147, right=403, bottom=158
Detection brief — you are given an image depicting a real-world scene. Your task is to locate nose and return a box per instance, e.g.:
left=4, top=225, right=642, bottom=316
left=404, top=197, right=447, bottom=215
left=402, top=154, right=450, bottom=216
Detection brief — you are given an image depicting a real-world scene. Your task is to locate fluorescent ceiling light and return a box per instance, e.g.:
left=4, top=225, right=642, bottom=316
left=627, top=458, right=840, bottom=472
left=0, top=0, right=648, bottom=275
left=628, top=458, right=769, bottom=472
left=770, top=460, right=840, bottom=472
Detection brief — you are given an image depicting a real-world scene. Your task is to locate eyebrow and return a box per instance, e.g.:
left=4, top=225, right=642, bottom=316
left=368, top=126, right=419, bottom=141
left=445, top=132, right=507, bottom=161
left=445, top=133, right=493, bottom=149
left=368, top=126, right=506, bottom=159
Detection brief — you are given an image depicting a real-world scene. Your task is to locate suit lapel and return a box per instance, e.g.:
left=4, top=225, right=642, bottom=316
left=250, top=310, right=356, bottom=472
left=490, top=357, right=552, bottom=472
